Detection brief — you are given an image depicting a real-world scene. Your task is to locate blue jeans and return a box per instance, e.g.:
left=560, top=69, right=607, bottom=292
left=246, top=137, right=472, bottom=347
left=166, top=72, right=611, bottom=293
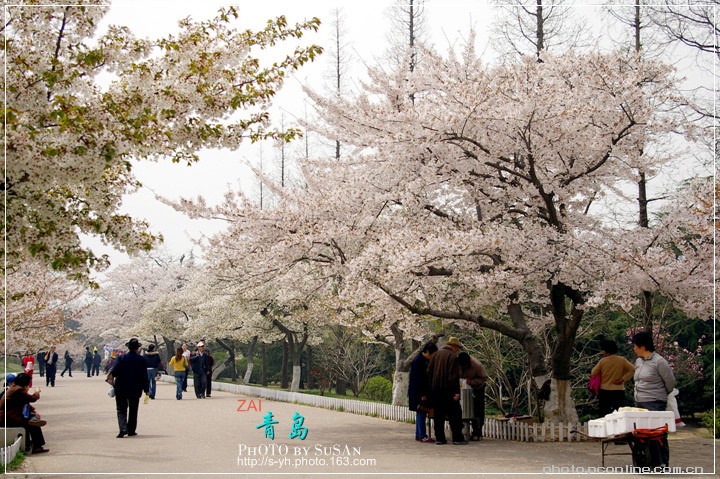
left=147, top=368, right=157, bottom=398
left=637, top=400, right=667, bottom=411
left=174, top=372, right=184, bottom=399
left=415, top=410, right=428, bottom=439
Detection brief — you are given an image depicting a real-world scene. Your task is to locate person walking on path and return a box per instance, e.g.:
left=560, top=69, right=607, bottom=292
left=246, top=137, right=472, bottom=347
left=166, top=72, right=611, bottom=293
left=22, top=351, right=35, bottom=387
left=205, top=348, right=214, bottom=398
left=169, top=348, right=188, bottom=400
left=190, top=341, right=209, bottom=399
left=409, top=342, right=437, bottom=443
left=181, top=343, right=191, bottom=392
left=632, top=332, right=675, bottom=411
left=60, top=350, right=74, bottom=377
left=44, top=347, right=58, bottom=387
left=84, top=347, right=93, bottom=377
left=0, top=373, right=49, bottom=454
left=143, top=344, right=164, bottom=400
left=427, top=337, right=466, bottom=445
left=591, top=339, right=635, bottom=417
left=457, top=352, right=489, bottom=441
left=107, top=338, right=149, bottom=438
left=36, top=351, right=46, bottom=378
left=92, top=348, right=102, bottom=376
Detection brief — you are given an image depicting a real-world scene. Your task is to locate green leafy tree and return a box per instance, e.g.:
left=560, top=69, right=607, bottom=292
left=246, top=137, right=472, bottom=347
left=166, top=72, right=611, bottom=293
left=2, top=1, right=321, bottom=281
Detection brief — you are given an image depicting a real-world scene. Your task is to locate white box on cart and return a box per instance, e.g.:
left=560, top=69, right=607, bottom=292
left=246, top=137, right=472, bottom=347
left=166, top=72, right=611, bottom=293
left=604, top=411, right=675, bottom=435
left=588, top=419, right=607, bottom=437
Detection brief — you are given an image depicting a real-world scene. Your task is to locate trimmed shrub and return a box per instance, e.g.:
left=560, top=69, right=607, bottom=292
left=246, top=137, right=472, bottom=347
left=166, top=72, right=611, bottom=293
left=360, top=376, right=392, bottom=403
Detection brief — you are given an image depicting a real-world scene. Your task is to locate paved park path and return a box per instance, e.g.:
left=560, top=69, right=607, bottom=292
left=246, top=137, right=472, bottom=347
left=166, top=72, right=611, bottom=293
left=8, top=374, right=717, bottom=478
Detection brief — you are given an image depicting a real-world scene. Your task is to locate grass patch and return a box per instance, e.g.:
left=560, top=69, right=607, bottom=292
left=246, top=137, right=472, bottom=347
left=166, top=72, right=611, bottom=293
left=1, top=356, right=23, bottom=374
left=2, top=449, right=25, bottom=472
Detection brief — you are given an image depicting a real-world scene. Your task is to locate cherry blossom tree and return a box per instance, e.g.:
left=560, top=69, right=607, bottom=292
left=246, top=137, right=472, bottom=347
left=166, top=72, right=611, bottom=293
left=2, top=1, right=321, bottom=281
left=295, top=47, right=694, bottom=422
left=80, top=251, right=195, bottom=343
left=5, top=260, right=87, bottom=354
left=167, top=38, right=706, bottom=420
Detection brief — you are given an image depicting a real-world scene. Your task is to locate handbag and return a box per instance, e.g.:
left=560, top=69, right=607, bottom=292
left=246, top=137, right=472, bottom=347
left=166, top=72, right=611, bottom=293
left=589, top=374, right=601, bottom=395
left=417, top=401, right=434, bottom=418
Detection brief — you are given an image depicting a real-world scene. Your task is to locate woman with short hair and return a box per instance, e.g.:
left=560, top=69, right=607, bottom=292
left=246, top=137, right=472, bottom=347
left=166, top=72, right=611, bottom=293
left=591, top=339, right=635, bottom=417
left=632, top=332, right=675, bottom=411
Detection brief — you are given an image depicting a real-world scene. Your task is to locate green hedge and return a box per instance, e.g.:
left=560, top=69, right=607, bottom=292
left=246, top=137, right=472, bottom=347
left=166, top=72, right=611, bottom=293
left=360, top=376, right=392, bottom=403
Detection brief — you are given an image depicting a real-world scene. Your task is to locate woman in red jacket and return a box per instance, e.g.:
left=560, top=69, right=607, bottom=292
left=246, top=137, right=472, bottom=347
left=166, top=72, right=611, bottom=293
left=22, top=351, right=35, bottom=387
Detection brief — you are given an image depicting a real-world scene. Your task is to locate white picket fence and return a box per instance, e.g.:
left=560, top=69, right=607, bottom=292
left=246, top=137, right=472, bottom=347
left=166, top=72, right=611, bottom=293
left=159, top=375, right=415, bottom=422
left=1, top=434, right=23, bottom=466
left=483, top=418, right=589, bottom=442
left=160, top=375, right=589, bottom=441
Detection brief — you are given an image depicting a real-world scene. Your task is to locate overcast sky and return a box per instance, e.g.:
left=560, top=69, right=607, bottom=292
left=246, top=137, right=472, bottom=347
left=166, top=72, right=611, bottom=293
left=84, top=1, right=712, bottom=273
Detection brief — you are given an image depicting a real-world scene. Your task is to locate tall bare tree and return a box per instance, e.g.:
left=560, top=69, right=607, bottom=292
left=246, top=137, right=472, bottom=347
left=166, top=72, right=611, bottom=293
left=385, top=0, right=429, bottom=72
left=490, top=0, right=590, bottom=60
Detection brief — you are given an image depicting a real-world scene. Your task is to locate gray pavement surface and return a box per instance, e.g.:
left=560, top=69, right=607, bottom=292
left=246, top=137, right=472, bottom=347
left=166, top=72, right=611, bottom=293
left=6, top=374, right=717, bottom=478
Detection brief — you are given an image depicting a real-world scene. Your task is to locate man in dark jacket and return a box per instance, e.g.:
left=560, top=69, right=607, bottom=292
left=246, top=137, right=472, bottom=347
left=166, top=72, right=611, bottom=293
left=44, top=347, right=58, bottom=387
left=84, top=347, right=93, bottom=377
left=189, top=341, right=209, bottom=399
left=142, top=344, right=163, bottom=399
left=427, top=337, right=466, bottom=445
left=36, top=351, right=46, bottom=378
left=92, top=349, right=102, bottom=376
left=108, top=338, right=149, bottom=438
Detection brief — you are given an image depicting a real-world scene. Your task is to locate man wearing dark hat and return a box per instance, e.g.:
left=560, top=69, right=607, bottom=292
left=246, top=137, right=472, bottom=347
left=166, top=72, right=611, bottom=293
left=427, top=337, right=466, bottom=445
left=108, top=338, right=149, bottom=438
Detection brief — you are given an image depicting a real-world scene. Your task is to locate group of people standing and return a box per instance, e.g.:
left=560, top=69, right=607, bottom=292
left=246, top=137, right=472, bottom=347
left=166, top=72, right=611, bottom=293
left=409, top=331, right=677, bottom=447
left=592, top=331, right=677, bottom=416
left=408, top=337, right=488, bottom=446
left=168, top=341, right=214, bottom=400
left=22, top=347, right=58, bottom=388
left=22, top=346, right=106, bottom=387
left=83, top=347, right=104, bottom=377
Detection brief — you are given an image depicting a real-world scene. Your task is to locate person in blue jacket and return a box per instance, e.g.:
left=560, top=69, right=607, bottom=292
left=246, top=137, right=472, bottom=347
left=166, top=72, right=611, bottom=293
left=108, top=338, right=148, bottom=438
left=408, top=342, right=438, bottom=443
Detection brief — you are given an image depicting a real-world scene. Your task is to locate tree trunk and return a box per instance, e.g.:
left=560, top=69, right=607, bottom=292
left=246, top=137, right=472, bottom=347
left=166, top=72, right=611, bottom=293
left=291, top=365, right=302, bottom=393
left=216, top=338, right=237, bottom=382
left=161, top=336, right=176, bottom=368
left=212, top=356, right=232, bottom=380
left=261, top=343, right=267, bottom=387
left=335, top=377, right=347, bottom=395
left=306, top=345, right=314, bottom=389
left=272, top=319, right=309, bottom=393
left=544, top=378, right=579, bottom=423
left=243, top=336, right=258, bottom=385
left=544, top=283, right=584, bottom=422
left=281, top=340, right=289, bottom=389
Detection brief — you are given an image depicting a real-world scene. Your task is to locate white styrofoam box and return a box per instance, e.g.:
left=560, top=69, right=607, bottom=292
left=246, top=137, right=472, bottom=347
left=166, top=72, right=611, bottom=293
left=608, top=411, right=676, bottom=435
left=588, top=419, right=607, bottom=438
left=603, top=412, right=619, bottom=436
